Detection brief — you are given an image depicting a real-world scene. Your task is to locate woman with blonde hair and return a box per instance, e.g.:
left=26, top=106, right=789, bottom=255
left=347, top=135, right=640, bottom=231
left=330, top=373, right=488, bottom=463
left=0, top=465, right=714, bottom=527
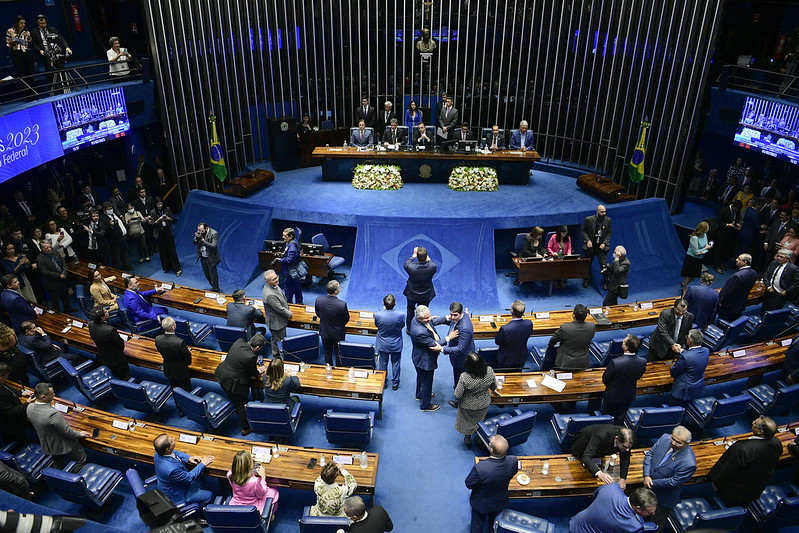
left=680, top=221, right=713, bottom=294
left=226, top=450, right=279, bottom=517
left=262, top=357, right=301, bottom=409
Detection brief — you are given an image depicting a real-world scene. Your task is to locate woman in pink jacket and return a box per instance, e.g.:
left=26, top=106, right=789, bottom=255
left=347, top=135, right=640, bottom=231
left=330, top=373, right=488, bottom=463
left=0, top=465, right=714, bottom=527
left=547, top=225, right=572, bottom=257
left=227, top=450, right=279, bottom=518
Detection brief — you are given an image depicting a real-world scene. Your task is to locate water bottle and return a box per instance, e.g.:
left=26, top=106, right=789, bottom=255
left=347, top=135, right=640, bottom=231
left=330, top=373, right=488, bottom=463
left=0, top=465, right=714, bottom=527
left=300, top=361, right=306, bottom=372
left=541, top=461, right=550, bottom=475
left=326, top=364, right=333, bottom=380
left=359, top=451, right=368, bottom=469
left=257, top=355, right=263, bottom=366
left=343, top=140, right=348, bottom=148
left=319, top=453, right=326, bottom=466
left=273, top=446, right=280, bottom=459
left=348, top=367, right=356, bottom=383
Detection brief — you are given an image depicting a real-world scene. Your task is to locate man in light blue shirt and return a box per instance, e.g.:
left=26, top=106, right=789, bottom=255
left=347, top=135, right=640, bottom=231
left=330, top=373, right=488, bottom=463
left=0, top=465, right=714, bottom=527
left=374, top=294, right=405, bottom=390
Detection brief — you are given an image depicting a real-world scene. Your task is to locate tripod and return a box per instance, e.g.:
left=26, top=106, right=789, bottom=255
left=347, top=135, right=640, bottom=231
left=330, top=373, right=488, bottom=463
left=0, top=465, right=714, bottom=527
left=49, top=58, right=74, bottom=95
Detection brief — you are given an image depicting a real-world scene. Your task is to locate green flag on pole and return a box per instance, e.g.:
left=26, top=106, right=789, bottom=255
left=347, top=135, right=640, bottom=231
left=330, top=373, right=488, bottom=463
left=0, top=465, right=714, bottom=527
left=628, top=119, right=650, bottom=184
left=209, top=114, right=227, bottom=182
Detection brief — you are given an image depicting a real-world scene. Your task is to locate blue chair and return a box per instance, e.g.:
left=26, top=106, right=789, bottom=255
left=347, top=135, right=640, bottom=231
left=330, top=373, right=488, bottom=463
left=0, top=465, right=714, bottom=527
left=174, top=317, right=212, bottom=346
left=685, top=393, right=751, bottom=430
left=323, top=409, right=375, bottom=446
left=320, top=120, right=334, bottom=131
left=56, top=357, right=113, bottom=402
left=747, top=484, right=799, bottom=528
left=214, top=325, right=248, bottom=352
left=281, top=332, right=320, bottom=362
left=509, top=232, right=527, bottom=259
left=550, top=413, right=614, bottom=450
left=109, top=378, right=172, bottom=415
left=668, top=497, right=747, bottom=533
left=476, top=408, right=537, bottom=449
left=348, top=127, right=374, bottom=144
left=245, top=402, right=302, bottom=439
left=589, top=337, right=626, bottom=367
left=744, top=380, right=799, bottom=415
left=0, top=443, right=54, bottom=483
left=119, top=307, right=161, bottom=337
left=338, top=342, right=376, bottom=369
left=298, top=506, right=350, bottom=533
left=311, top=233, right=346, bottom=279
left=41, top=462, right=123, bottom=508
left=478, top=346, right=500, bottom=369
left=205, top=503, right=274, bottom=533
left=481, top=127, right=506, bottom=142
left=174, top=386, right=236, bottom=429
left=701, top=316, right=749, bottom=351
left=529, top=344, right=553, bottom=370
left=125, top=468, right=199, bottom=523
left=623, top=405, right=685, bottom=441
left=493, top=509, right=555, bottom=533
left=75, top=284, right=94, bottom=320
left=744, top=308, right=793, bottom=340
left=17, top=342, right=63, bottom=380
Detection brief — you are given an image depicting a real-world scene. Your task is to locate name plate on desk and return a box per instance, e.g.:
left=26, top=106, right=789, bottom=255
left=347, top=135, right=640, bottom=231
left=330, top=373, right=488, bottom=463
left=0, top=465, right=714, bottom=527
left=54, top=402, right=69, bottom=413
left=121, top=273, right=133, bottom=279
left=87, top=263, right=97, bottom=270
left=556, top=373, right=573, bottom=380
left=535, top=312, right=550, bottom=319
left=112, top=420, right=130, bottom=430
left=354, top=370, right=369, bottom=379
left=284, top=364, right=300, bottom=374
left=782, top=339, right=793, bottom=347
left=305, top=306, right=315, bottom=313
left=333, top=455, right=353, bottom=465
left=179, top=434, right=198, bottom=444
left=71, top=320, right=84, bottom=328
left=640, top=302, right=653, bottom=310
left=159, top=283, right=173, bottom=290
left=204, top=292, right=218, bottom=299
left=479, top=316, right=493, bottom=322
left=589, top=308, right=602, bottom=315
left=359, top=311, right=374, bottom=319
left=732, top=349, right=747, bottom=358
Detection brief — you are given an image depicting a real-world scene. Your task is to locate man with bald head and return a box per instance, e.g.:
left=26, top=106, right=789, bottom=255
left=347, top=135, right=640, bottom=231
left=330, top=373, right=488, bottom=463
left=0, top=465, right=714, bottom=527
left=581, top=204, right=612, bottom=288
left=465, top=435, right=517, bottom=533
left=152, top=433, right=215, bottom=506
left=717, top=253, right=759, bottom=322
left=643, top=426, right=696, bottom=528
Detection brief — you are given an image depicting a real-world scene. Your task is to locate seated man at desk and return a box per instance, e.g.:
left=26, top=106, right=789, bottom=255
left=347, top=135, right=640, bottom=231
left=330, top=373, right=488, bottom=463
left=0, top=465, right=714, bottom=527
left=483, top=125, right=505, bottom=151
left=350, top=119, right=374, bottom=148
left=153, top=433, right=215, bottom=506
left=226, top=289, right=267, bottom=341
left=454, top=122, right=475, bottom=142
left=382, top=118, right=406, bottom=147
left=412, top=122, right=435, bottom=148
left=122, top=276, right=169, bottom=323
left=509, top=120, right=535, bottom=151
left=571, top=424, right=634, bottom=489
left=18, top=320, right=79, bottom=364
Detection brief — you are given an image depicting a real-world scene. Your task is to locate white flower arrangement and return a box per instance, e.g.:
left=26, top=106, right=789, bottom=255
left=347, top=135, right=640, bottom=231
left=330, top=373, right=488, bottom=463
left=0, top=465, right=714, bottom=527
left=448, top=166, right=498, bottom=191
left=352, top=163, right=403, bottom=190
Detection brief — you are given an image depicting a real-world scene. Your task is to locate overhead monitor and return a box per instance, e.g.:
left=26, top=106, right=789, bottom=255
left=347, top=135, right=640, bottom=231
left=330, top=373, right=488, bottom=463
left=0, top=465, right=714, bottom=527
left=733, top=95, right=799, bottom=165
left=53, top=87, right=130, bottom=153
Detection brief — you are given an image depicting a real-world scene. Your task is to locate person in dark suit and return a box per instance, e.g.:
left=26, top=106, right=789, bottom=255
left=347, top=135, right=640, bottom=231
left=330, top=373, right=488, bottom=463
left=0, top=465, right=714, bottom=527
left=403, top=246, right=437, bottom=331
left=708, top=415, right=784, bottom=506
left=483, top=125, right=505, bottom=151
left=409, top=305, right=444, bottom=411
left=0, top=362, right=34, bottom=450
left=88, top=306, right=130, bottom=379
left=454, top=122, right=476, bottom=143
left=278, top=227, right=303, bottom=304
left=226, top=289, right=266, bottom=340
left=214, top=334, right=266, bottom=436
left=100, top=201, right=133, bottom=271
left=642, top=427, right=697, bottom=528
left=18, top=320, right=77, bottom=364
left=1, top=274, right=36, bottom=332
left=374, top=294, right=404, bottom=390
left=669, top=329, right=709, bottom=407
left=716, top=176, right=739, bottom=205
left=763, top=209, right=791, bottom=260
left=546, top=304, right=595, bottom=371
left=29, top=15, right=71, bottom=73
left=412, top=122, right=435, bottom=148
left=570, top=485, right=657, bottom=533
left=109, top=185, right=127, bottom=217
left=762, top=249, right=799, bottom=313
left=343, top=496, right=393, bottom=533
left=262, top=269, right=292, bottom=356
left=581, top=205, right=612, bottom=288
left=437, top=97, right=459, bottom=144
left=36, top=241, right=74, bottom=312
left=354, top=96, right=376, bottom=128
left=350, top=119, right=374, bottom=148
left=155, top=317, right=193, bottom=416
left=381, top=118, right=406, bottom=147
left=716, top=253, right=758, bottom=322
left=314, top=280, right=350, bottom=367
left=602, top=245, right=630, bottom=306
left=27, top=382, right=90, bottom=470
left=432, top=301, right=475, bottom=408
left=508, top=120, right=535, bottom=151
left=683, top=272, right=719, bottom=329
left=699, top=168, right=720, bottom=201
left=194, top=222, right=221, bottom=292
left=132, top=188, right=156, bottom=254
left=84, top=209, right=111, bottom=266
left=601, top=335, right=647, bottom=424
left=376, top=101, right=396, bottom=141
left=494, top=300, right=533, bottom=371
left=713, top=200, right=742, bottom=273
left=464, top=435, right=517, bottom=533
left=571, top=425, right=635, bottom=488
left=647, top=298, right=694, bottom=362
left=8, top=191, right=38, bottom=233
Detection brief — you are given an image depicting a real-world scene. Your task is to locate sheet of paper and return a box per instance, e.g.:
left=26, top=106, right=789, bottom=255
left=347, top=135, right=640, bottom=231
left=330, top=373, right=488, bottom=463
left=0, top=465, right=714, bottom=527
left=61, top=326, right=71, bottom=334
left=284, top=364, right=300, bottom=374
left=121, top=273, right=133, bottom=279
left=541, top=374, right=566, bottom=392
left=34, top=307, right=43, bottom=315
left=179, top=434, right=197, bottom=444
left=252, top=446, right=272, bottom=458
left=525, top=378, right=537, bottom=388
left=118, top=333, right=129, bottom=342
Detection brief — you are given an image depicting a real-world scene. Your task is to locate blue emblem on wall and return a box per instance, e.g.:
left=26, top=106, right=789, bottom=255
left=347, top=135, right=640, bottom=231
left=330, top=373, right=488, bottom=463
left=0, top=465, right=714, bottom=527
left=380, top=233, right=461, bottom=280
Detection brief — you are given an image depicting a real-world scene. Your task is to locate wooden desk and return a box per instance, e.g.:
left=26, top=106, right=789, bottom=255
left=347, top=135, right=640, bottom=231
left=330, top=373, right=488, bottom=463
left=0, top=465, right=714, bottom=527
left=256, top=251, right=332, bottom=278
left=512, top=257, right=591, bottom=296
left=577, top=173, right=636, bottom=203
left=299, top=129, right=349, bottom=167
left=10, top=382, right=378, bottom=497
left=33, top=307, right=386, bottom=418
left=492, top=427, right=796, bottom=498
left=490, top=336, right=789, bottom=405
left=311, top=146, right=540, bottom=184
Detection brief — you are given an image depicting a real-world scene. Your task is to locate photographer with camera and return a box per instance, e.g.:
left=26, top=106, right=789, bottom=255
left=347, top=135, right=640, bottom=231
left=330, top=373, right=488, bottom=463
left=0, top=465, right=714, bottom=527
left=107, top=36, right=132, bottom=80
left=193, top=222, right=220, bottom=292
left=30, top=14, right=71, bottom=82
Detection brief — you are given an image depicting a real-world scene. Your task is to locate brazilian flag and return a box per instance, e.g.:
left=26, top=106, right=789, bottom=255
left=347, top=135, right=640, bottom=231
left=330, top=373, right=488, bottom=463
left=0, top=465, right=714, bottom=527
left=209, top=114, right=227, bottom=182
left=628, top=119, right=650, bottom=184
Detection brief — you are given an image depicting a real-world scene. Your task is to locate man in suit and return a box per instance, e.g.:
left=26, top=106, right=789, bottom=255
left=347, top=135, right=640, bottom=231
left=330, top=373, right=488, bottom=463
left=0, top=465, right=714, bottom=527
left=18, top=320, right=78, bottom=364
left=700, top=168, right=720, bottom=201
left=547, top=304, right=595, bottom=371
left=412, top=122, right=435, bottom=148
left=132, top=187, right=156, bottom=254
left=108, top=185, right=127, bottom=217
left=30, top=15, right=71, bottom=72
left=350, top=119, right=374, bottom=148
left=214, top=334, right=266, bottom=436
left=382, top=118, right=406, bottom=147
left=643, top=426, right=696, bottom=528
left=374, top=294, right=404, bottom=390
left=0, top=362, right=34, bottom=450
left=647, top=298, right=694, bottom=362
left=601, top=335, right=647, bottom=424
left=226, top=289, right=266, bottom=340
left=128, top=176, right=146, bottom=203
left=581, top=204, right=612, bottom=288
left=570, top=485, right=658, bottom=533
left=194, top=222, right=221, bottom=292
left=403, top=246, right=437, bottom=331
left=713, top=200, right=742, bottom=273
left=88, top=305, right=130, bottom=379
left=152, top=433, right=215, bottom=506
left=437, top=96, right=459, bottom=145
left=123, top=276, right=169, bottom=323
left=1, top=274, right=36, bottom=332
left=494, top=300, right=533, bottom=371
left=508, top=120, right=535, bottom=151
left=36, top=240, right=74, bottom=312
left=262, top=269, right=292, bottom=357
left=602, top=245, right=630, bottom=305
left=77, top=184, right=98, bottom=210
left=717, top=253, right=758, bottom=322
left=669, top=329, right=709, bottom=406
left=100, top=201, right=133, bottom=270
left=376, top=101, right=396, bottom=141
left=27, top=382, right=90, bottom=470
left=354, top=96, right=376, bottom=128
left=315, top=280, right=350, bottom=366
left=709, top=415, right=784, bottom=506
left=409, top=305, right=445, bottom=412
left=84, top=209, right=111, bottom=266
left=455, top=122, right=476, bottom=143
left=464, top=435, right=518, bottom=533
left=572, top=425, right=635, bottom=488
left=432, top=301, right=475, bottom=408
left=762, top=248, right=799, bottom=313
left=344, top=496, right=394, bottom=533
left=155, top=317, right=193, bottom=417
left=717, top=176, right=739, bottom=205
left=763, top=209, right=791, bottom=260
left=683, top=272, right=718, bottom=329
left=8, top=190, right=37, bottom=233
left=483, top=124, right=505, bottom=152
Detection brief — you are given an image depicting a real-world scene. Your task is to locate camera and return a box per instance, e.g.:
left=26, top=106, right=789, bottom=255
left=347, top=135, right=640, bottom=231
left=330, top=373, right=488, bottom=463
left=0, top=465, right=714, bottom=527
left=44, top=33, right=67, bottom=66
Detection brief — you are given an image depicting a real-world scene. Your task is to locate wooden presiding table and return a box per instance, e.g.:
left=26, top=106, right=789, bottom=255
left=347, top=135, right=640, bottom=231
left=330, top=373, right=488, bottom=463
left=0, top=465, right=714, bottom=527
left=32, top=307, right=387, bottom=418
left=256, top=251, right=332, bottom=278
left=490, top=336, right=790, bottom=405
left=9, top=382, right=378, bottom=498
left=512, top=257, right=592, bottom=296
left=311, top=146, right=541, bottom=184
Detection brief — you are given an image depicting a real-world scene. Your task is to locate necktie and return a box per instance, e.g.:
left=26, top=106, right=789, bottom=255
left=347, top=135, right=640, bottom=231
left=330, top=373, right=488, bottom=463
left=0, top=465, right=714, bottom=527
left=424, top=322, right=439, bottom=341
left=50, top=254, right=61, bottom=273
left=385, top=112, right=389, bottom=122
left=364, top=106, right=367, bottom=116
left=492, top=135, right=497, bottom=148
left=657, top=449, right=673, bottom=468
left=674, top=315, right=682, bottom=341
left=462, top=132, right=465, bottom=140
left=773, top=264, right=785, bottom=291
left=19, top=201, right=30, bottom=217
left=445, top=107, right=450, bottom=119
left=780, top=222, right=786, bottom=233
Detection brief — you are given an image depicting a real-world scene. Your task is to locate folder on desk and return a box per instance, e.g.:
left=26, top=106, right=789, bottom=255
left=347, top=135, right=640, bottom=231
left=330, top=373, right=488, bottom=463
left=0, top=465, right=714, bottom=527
left=591, top=312, right=612, bottom=326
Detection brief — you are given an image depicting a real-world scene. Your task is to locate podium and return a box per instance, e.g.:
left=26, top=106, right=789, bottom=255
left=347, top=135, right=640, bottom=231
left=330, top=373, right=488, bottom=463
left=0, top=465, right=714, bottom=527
left=267, top=116, right=299, bottom=171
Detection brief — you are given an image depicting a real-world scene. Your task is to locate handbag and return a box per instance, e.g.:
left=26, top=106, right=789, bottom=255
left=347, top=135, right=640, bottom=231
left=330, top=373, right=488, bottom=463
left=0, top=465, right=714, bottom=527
left=287, top=260, right=308, bottom=281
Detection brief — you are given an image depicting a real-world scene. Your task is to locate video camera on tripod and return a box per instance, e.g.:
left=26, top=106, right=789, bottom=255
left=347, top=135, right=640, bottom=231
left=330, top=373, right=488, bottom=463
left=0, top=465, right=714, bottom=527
left=44, top=32, right=69, bottom=67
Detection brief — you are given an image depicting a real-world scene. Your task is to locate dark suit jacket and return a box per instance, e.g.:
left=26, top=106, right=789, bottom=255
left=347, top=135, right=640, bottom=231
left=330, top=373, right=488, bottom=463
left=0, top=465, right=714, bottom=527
left=438, top=106, right=459, bottom=132
left=433, top=314, right=475, bottom=369
left=0, top=290, right=36, bottom=332
left=88, top=320, right=129, bottom=379
left=409, top=317, right=442, bottom=371
left=764, top=260, right=799, bottom=297
left=226, top=302, right=265, bottom=339
left=314, top=294, right=350, bottom=341
left=29, top=25, right=69, bottom=57
left=605, top=256, right=630, bottom=292
left=350, top=128, right=374, bottom=148
left=465, top=455, right=519, bottom=513
left=718, top=184, right=739, bottom=205
left=548, top=320, right=595, bottom=370
left=133, top=196, right=155, bottom=222
left=0, top=383, right=28, bottom=440
left=670, top=346, right=709, bottom=401
left=647, top=308, right=695, bottom=361
left=36, top=252, right=68, bottom=294
left=581, top=215, right=612, bottom=249
left=571, top=424, right=631, bottom=479
left=602, top=353, right=647, bottom=406
left=149, top=207, right=175, bottom=239
left=381, top=126, right=406, bottom=145
left=683, top=284, right=719, bottom=329
left=403, top=258, right=437, bottom=303
left=483, top=132, right=506, bottom=150
left=709, top=436, right=783, bottom=505
left=354, top=105, right=376, bottom=128
left=717, top=267, right=759, bottom=322
left=495, top=318, right=533, bottom=369
left=215, top=338, right=259, bottom=398
left=18, top=332, right=60, bottom=364
left=376, top=109, right=397, bottom=137
left=412, top=128, right=435, bottom=147
left=765, top=218, right=791, bottom=252
left=194, top=227, right=220, bottom=265
left=347, top=504, right=393, bottom=533
left=642, top=433, right=697, bottom=509
left=155, top=332, right=192, bottom=387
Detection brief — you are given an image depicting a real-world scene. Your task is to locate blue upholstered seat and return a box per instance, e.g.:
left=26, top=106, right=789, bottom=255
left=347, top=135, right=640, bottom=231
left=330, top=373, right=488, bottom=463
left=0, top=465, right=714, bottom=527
left=493, top=509, right=555, bottom=533
left=311, top=233, right=346, bottom=278
left=338, top=341, right=376, bottom=369
left=743, top=308, right=792, bottom=340
left=323, top=409, right=375, bottom=446
left=125, top=468, right=199, bottom=523
left=623, top=405, right=684, bottom=441
left=214, top=325, right=248, bottom=352
left=667, top=497, right=747, bottom=532
left=42, top=462, right=123, bottom=507
left=685, top=393, right=750, bottom=429
left=205, top=502, right=274, bottom=533
left=56, top=357, right=113, bottom=402
left=298, top=506, right=350, bottom=533
left=744, top=381, right=799, bottom=415
left=173, top=386, right=235, bottom=429
left=281, top=332, right=320, bottom=362
left=550, top=413, right=614, bottom=450
left=477, top=346, right=500, bottom=369
left=119, top=306, right=161, bottom=337
left=17, top=341, right=64, bottom=380
left=0, top=443, right=54, bottom=483
left=589, top=337, right=626, bottom=367
left=174, top=316, right=212, bottom=346
left=476, top=408, right=536, bottom=449
left=110, top=378, right=172, bottom=415
left=747, top=484, right=799, bottom=527
left=246, top=402, right=302, bottom=439
left=701, top=315, right=749, bottom=351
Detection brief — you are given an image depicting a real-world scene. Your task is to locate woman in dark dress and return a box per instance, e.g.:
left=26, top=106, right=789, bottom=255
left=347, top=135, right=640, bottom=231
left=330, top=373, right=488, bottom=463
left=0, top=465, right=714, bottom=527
left=521, top=226, right=546, bottom=258
left=149, top=197, right=182, bottom=276
left=262, top=357, right=301, bottom=410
